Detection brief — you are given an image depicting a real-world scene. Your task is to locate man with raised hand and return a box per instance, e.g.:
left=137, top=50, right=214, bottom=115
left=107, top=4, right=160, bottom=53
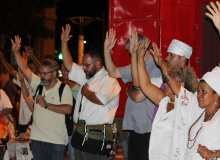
left=104, top=29, right=162, bottom=160
left=61, top=24, right=121, bottom=160
left=0, top=50, right=38, bottom=134
left=11, top=35, right=73, bottom=160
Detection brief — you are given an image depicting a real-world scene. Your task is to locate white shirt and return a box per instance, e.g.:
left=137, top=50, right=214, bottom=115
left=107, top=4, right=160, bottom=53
left=68, top=63, right=121, bottom=125
left=173, top=86, right=220, bottom=160
left=149, top=96, right=174, bottom=160
left=0, top=89, right=13, bottom=111
left=13, top=77, right=33, bottom=125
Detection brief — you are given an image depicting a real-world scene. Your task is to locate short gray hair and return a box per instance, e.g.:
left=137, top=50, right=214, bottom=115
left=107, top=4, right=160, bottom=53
left=125, top=34, right=151, bottom=51
left=41, top=59, right=59, bottom=76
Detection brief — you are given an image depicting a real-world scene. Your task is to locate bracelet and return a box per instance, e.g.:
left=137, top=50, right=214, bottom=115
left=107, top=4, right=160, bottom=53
left=162, top=70, right=173, bottom=84
left=211, top=150, right=218, bottom=160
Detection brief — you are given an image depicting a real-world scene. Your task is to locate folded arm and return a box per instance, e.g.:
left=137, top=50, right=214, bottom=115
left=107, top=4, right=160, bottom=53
left=81, top=85, right=103, bottom=105
left=127, top=86, right=146, bottom=102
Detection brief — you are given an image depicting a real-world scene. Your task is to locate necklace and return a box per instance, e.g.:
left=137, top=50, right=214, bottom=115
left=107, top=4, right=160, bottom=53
left=187, top=105, right=220, bottom=149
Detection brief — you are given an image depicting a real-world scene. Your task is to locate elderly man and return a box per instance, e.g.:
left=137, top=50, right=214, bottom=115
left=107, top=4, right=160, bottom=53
left=61, top=24, right=121, bottom=160
left=11, top=35, right=73, bottom=160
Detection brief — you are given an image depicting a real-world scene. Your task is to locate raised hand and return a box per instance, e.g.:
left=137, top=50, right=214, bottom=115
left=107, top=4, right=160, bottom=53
left=129, top=31, right=140, bottom=55
left=11, top=35, right=21, bottom=53
left=150, top=42, right=163, bottom=66
left=61, top=24, right=73, bottom=42
left=104, top=28, right=117, bottom=52
left=23, top=46, right=34, bottom=57
left=197, top=144, right=213, bottom=160
left=137, top=42, right=147, bottom=58
left=206, top=1, right=220, bottom=32
left=17, top=68, right=24, bottom=82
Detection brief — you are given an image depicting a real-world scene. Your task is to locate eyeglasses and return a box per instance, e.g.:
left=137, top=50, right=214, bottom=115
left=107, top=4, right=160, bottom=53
left=80, top=61, right=97, bottom=68
left=38, top=71, right=53, bottom=76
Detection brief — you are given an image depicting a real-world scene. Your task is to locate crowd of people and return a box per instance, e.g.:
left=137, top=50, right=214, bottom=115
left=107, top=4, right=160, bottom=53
left=1, top=1, right=220, bottom=160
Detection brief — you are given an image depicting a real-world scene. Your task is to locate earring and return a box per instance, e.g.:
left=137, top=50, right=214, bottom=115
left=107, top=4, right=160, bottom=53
left=215, top=101, right=217, bottom=105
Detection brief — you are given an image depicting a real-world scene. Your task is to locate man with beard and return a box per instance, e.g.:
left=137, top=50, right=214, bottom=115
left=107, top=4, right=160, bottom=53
left=61, top=24, right=121, bottom=160
left=11, top=35, right=73, bottom=160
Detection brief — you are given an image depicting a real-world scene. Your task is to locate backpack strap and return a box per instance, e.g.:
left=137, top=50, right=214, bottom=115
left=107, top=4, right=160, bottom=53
left=32, top=84, right=43, bottom=110
left=33, top=84, right=43, bottom=101
left=59, top=83, right=66, bottom=102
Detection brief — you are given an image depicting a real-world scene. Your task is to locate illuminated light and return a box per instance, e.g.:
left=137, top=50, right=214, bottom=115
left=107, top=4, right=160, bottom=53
left=84, top=40, right=86, bottom=44
left=58, top=53, right=63, bottom=60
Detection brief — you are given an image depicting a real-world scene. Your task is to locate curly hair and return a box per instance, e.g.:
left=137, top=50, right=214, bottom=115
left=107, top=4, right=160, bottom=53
left=168, top=66, right=198, bottom=93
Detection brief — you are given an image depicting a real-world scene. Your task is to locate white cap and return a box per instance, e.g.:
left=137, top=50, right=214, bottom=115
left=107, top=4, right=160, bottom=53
left=167, top=39, right=193, bottom=59
left=202, top=66, right=220, bottom=95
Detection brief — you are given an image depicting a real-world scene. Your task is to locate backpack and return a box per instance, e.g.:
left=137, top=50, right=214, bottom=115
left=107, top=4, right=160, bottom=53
left=33, top=83, right=75, bottom=136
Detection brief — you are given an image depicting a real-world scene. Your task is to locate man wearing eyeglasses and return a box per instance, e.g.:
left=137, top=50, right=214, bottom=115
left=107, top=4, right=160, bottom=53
left=11, top=35, right=73, bottom=160
left=61, top=24, right=121, bottom=160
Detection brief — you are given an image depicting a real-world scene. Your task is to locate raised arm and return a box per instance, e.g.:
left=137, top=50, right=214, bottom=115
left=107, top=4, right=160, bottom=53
left=23, top=46, right=41, bottom=69
left=61, top=24, right=73, bottom=72
left=104, top=29, right=122, bottom=78
left=206, top=1, right=220, bottom=34
left=0, top=52, right=17, bottom=79
left=137, top=44, right=165, bottom=106
left=130, top=31, right=140, bottom=87
left=11, top=35, right=32, bottom=83
left=17, top=69, right=34, bottom=112
left=150, top=43, right=181, bottom=97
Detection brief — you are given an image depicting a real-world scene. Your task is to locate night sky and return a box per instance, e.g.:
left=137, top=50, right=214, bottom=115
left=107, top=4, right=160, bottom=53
left=55, top=0, right=109, bottom=64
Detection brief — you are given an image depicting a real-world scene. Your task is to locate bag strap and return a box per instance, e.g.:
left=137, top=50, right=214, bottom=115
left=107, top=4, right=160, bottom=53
left=32, top=84, right=43, bottom=110
left=33, top=84, right=43, bottom=101
left=59, top=83, right=66, bottom=102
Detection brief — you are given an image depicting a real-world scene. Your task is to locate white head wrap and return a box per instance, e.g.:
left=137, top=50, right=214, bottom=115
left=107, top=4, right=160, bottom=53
left=202, top=66, right=220, bottom=95
left=167, top=39, right=193, bottom=59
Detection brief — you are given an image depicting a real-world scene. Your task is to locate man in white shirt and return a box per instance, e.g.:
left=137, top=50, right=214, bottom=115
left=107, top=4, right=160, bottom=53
left=61, top=24, right=121, bottom=160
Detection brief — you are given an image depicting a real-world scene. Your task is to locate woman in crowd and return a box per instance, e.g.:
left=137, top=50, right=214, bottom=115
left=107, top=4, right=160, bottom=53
left=136, top=43, right=198, bottom=159
left=142, top=1, right=220, bottom=159
left=17, top=69, right=33, bottom=139
left=0, top=79, right=15, bottom=139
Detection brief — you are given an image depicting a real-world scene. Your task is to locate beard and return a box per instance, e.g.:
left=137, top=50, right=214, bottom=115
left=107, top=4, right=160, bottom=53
left=41, top=78, right=52, bottom=86
left=84, top=65, right=97, bottom=79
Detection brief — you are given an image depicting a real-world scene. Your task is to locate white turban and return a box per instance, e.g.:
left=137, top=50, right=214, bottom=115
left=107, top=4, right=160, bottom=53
left=167, top=39, right=193, bottom=59
left=202, top=66, right=220, bottom=95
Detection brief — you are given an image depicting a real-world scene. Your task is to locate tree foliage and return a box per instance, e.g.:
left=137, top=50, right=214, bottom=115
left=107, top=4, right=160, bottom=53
left=0, top=0, right=58, bottom=39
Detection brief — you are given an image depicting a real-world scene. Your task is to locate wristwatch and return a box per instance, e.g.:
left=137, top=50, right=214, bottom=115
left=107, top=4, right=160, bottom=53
left=45, top=102, right=50, bottom=109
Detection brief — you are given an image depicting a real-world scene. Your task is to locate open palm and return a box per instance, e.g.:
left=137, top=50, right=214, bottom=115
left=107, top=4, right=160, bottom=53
left=104, top=28, right=117, bottom=51
left=11, top=35, right=21, bottom=53
left=61, top=24, right=73, bottom=42
left=206, top=1, right=220, bottom=31
left=150, top=42, right=163, bottom=66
